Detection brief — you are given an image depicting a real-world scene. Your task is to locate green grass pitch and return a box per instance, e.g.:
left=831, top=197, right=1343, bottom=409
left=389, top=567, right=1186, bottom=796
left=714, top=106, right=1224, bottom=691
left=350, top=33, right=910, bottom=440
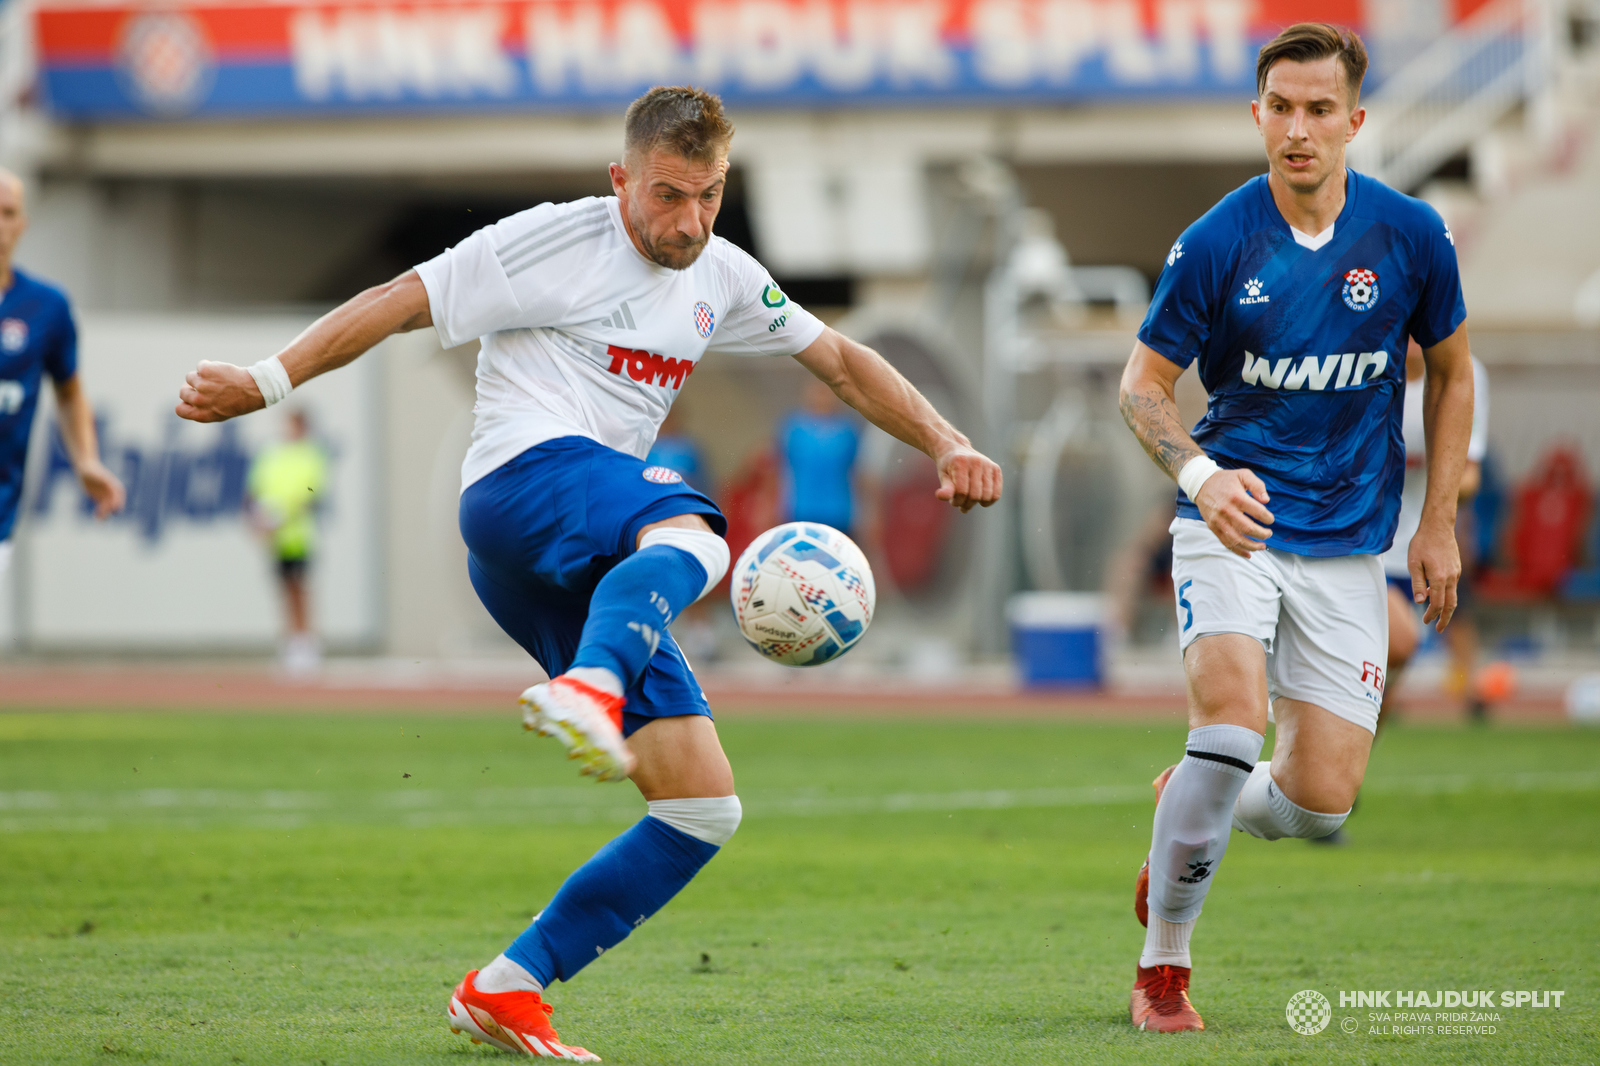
left=1, top=708, right=1597, bottom=1064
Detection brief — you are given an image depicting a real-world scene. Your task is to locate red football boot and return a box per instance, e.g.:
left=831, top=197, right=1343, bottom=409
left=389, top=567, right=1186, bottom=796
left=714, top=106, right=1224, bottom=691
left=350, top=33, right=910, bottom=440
left=1134, top=764, right=1178, bottom=927
left=1129, top=963, right=1205, bottom=1032
left=520, top=673, right=635, bottom=782
left=447, top=970, right=600, bottom=1061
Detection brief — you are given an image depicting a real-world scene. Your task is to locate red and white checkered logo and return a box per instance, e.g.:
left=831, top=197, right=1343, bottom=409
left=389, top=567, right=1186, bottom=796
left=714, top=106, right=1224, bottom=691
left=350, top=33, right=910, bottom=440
left=641, top=466, right=683, bottom=484
left=116, top=12, right=215, bottom=116
left=1341, top=267, right=1379, bottom=311
left=693, top=301, right=715, bottom=338
left=1, top=318, right=28, bottom=353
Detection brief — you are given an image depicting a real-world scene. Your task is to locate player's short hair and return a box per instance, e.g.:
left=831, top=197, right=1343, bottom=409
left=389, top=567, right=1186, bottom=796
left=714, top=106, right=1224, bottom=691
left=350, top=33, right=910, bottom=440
left=1256, top=23, right=1368, bottom=106
left=623, top=86, right=734, bottom=166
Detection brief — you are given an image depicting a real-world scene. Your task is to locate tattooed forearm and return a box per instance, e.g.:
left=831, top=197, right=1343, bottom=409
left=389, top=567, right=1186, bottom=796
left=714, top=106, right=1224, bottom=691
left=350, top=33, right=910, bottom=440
left=1119, top=384, right=1202, bottom=481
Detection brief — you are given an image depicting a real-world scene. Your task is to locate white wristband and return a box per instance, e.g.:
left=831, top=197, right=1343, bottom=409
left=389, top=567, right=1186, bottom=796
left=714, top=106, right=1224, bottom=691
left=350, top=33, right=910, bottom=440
left=247, top=356, right=293, bottom=407
left=1178, top=455, right=1222, bottom=501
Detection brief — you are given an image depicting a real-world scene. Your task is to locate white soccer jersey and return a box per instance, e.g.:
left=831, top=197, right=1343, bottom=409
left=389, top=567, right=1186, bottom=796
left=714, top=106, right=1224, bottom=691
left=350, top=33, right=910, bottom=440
left=1380, top=357, right=1489, bottom=577
left=415, top=196, right=826, bottom=491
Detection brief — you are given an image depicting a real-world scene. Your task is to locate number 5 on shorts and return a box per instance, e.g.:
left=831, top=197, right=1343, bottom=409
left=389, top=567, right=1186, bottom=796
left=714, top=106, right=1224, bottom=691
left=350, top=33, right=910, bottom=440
left=1177, top=579, right=1194, bottom=632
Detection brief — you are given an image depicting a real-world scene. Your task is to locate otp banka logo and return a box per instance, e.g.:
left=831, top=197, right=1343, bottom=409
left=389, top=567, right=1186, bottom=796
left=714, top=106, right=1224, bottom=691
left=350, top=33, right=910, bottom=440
left=32, top=413, right=335, bottom=543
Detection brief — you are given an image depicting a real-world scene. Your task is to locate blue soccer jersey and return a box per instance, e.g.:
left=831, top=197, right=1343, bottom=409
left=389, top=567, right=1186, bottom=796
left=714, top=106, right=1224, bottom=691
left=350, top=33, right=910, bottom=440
left=777, top=411, right=859, bottom=533
left=1138, top=169, right=1466, bottom=557
left=0, top=269, right=77, bottom=541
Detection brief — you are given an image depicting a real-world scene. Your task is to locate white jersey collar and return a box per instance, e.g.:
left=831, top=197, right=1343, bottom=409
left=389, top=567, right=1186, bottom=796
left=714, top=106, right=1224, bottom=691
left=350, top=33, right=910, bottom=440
left=1290, top=222, right=1335, bottom=251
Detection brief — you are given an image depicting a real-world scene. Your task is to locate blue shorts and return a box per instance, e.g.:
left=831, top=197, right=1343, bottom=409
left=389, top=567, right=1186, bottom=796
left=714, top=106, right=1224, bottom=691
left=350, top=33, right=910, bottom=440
left=459, top=436, right=726, bottom=737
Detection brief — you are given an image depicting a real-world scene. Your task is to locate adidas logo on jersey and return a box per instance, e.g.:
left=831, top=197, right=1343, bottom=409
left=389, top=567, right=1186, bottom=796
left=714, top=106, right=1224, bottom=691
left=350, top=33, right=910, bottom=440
left=594, top=301, right=637, bottom=331
left=606, top=344, right=696, bottom=390
left=1240, top=350, right=1389, bottom=391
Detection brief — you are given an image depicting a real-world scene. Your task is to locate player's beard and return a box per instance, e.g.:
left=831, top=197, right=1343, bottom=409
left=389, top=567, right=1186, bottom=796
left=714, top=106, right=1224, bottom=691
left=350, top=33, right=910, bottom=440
left=629, top=204, right=711, bottom=270
left=640, top=229, right=709, bottom=271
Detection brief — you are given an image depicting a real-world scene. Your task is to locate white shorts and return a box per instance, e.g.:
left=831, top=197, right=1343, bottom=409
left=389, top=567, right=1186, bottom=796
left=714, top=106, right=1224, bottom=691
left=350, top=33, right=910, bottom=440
left=0, top=539, right=10, bottom=578
left=1170, top=518, right=1388, bottom=734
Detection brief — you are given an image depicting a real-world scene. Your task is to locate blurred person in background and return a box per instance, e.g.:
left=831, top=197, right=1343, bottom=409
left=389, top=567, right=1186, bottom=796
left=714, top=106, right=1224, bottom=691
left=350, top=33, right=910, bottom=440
left=1379, top=338, right=1490, bottom=726
left=0, top=168, right=124, bottom=577
left=1103, top=498, right=1178, bottom=648
left=778, top=378, right=863, bottom=538
left=247, top=409, right=327, bottom=675
left=645, top=404, right=708, bottom=492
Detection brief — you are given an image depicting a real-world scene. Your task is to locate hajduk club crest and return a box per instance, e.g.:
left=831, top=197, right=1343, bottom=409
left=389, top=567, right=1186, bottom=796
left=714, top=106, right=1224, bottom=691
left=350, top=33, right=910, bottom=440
left=1, top=318, right=27, bottom=352
left=1341, top=268, right=1379, bottom=312
left=642, top=466, right=684, bottom=484
left=693, top=301, right=715, bottom=338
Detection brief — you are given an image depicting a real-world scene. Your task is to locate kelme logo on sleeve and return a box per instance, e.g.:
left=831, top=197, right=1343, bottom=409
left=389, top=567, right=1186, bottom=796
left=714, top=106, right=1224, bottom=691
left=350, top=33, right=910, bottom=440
left=761, top=284, right=787, bottom=308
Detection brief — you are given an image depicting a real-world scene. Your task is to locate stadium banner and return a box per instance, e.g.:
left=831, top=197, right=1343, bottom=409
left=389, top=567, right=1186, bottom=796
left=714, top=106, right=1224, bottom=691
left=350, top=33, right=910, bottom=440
left=12, top=314, right=383, bottom=651
left=37, top=0, right=1366, bottom=121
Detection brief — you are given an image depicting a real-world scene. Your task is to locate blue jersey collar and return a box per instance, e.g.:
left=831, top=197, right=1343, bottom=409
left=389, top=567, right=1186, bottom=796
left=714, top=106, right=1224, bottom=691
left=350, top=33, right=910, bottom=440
left=1256, top=168, right=1361, bottom=247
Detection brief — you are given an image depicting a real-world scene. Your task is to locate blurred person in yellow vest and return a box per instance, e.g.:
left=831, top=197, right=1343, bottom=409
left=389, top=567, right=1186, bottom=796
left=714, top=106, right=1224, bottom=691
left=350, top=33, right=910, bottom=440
left=248, top=409, right=327, bottom=675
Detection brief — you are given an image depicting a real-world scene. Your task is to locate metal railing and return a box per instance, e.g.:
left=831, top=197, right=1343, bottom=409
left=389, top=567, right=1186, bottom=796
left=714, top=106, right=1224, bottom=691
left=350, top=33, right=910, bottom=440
left=1352, top=0, right=1551, bottom=192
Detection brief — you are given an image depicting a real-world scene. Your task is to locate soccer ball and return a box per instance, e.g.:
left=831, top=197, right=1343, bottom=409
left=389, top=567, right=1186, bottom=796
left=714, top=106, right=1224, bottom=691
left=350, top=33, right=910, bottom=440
left=730, top=523, right=875, bottom=666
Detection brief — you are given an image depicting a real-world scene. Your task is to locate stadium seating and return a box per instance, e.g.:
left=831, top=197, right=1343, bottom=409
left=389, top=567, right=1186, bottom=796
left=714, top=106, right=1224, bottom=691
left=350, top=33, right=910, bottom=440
left=1480, top=446, right=1594, bottom=599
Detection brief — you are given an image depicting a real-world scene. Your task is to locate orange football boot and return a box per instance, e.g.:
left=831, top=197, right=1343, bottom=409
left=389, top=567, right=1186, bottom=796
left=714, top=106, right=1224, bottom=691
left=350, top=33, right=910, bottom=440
left=1134, top=763, right=1178, bottom=927
left=447, top=970, right=600, bottom=1061
left=1130, top=963, right=1205, bottom=1031
left=520, top=674, right=635, bottom=782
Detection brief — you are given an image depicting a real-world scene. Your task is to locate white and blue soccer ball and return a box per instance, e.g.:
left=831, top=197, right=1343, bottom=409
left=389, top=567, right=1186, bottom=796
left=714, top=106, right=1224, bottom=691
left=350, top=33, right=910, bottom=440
left=731, top=523, right=875, bottom=667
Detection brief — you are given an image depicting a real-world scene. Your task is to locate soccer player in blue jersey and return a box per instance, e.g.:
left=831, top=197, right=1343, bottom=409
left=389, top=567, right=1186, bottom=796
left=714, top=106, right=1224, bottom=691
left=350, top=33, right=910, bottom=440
left=0, top=169, right=124, bottom=575
left=1118, top=25, right=1476, bottom=1031
left=778, top=379, right=861, bottom=536
left=175, top=87, right=1001, bottom=1059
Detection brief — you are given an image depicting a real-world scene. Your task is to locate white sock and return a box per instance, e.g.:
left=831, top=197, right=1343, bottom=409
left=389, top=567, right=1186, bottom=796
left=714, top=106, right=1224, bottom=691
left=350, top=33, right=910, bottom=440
left=1267, top=780, right=1350, bottom=839
left=647, top=796, right=743, bottom=846
left=474, top=953, right=542, bottom=994
left=563, top=666, right=623, bottom=698
left=1232, top=761, right=1281, bottom=838
left=1232, top=761, right=1351, bottom=839
left=1145, top=725, right=1264, bottom=923
left=1139, top=914, right=1197, bottom=969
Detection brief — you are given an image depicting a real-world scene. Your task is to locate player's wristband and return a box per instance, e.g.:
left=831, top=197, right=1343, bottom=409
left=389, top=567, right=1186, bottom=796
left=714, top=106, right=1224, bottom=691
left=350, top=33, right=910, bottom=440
left=1178, top=455, right=1222, bottom=501
left=247, top=356, right=293, bottom=407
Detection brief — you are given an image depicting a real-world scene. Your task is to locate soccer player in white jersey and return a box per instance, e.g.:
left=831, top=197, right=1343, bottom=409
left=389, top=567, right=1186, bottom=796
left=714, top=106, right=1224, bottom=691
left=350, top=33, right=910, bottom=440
left=1117, top=25, right=1475, bottom=1031
left=175, top=87, right=1001, bottom=1059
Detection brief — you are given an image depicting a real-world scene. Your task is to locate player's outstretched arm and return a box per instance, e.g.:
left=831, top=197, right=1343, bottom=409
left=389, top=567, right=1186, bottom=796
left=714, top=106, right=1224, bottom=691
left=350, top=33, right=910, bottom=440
left=792, top=327, right=1001, bottom=512
left=51, top=375, right=126, bottom=518
left=1119, top=340, right=1273, bottom=559
left=1411, top=323, right=1474, bottom=630
left=176, top=271, right=432, bottom=423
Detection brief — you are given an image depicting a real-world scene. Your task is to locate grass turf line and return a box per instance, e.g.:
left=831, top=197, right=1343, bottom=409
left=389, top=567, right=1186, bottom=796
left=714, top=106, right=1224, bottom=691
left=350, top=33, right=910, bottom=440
left=0, top=712, right=1595, bottom=1064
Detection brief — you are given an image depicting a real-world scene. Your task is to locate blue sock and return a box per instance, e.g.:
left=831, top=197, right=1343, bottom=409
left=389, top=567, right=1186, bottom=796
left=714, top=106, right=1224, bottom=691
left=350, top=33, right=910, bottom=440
left=570, top=545, right=706, bottom=687
left=503, top=816, right=720, bottom=984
